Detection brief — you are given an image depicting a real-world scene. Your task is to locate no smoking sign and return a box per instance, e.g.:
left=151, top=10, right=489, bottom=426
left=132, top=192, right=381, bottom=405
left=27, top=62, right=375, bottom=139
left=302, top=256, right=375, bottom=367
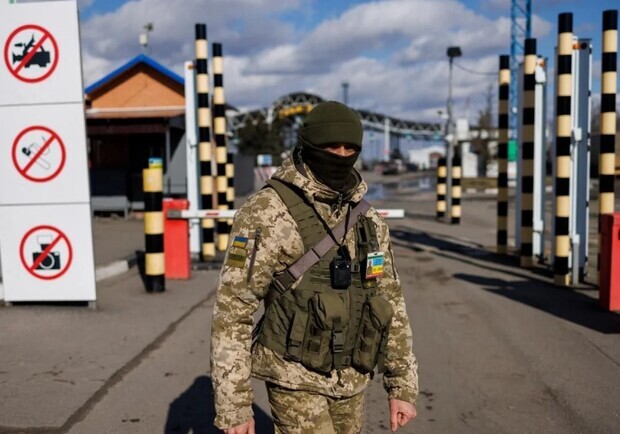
left=3, top=24, right=59, bottom=83
left=12, top=125, right=66, bottom=182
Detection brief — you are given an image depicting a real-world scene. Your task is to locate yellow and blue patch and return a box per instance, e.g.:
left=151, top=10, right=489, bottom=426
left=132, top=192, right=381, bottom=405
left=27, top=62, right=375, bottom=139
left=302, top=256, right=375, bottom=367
left=226, top=236, right=249, bottom=268
left=232, top=236, right=248, bottom=248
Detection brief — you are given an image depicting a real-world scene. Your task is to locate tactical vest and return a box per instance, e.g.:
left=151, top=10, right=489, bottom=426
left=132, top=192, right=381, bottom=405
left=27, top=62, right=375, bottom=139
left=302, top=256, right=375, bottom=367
left=257, top=179, right=394, bottom=375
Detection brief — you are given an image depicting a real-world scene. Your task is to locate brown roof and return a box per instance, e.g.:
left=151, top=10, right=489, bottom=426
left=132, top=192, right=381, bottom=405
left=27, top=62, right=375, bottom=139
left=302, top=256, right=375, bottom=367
left=85, top=107, right=185, bottom=119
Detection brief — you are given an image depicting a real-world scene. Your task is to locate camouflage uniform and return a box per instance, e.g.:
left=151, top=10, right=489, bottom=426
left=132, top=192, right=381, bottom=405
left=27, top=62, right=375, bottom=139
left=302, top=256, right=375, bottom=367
left=210, top=157, right=418, bottom=430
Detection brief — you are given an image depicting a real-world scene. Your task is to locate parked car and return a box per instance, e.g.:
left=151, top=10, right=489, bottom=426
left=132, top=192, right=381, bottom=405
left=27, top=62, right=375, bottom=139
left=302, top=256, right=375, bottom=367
left=382, top=159, right=404, bottom=175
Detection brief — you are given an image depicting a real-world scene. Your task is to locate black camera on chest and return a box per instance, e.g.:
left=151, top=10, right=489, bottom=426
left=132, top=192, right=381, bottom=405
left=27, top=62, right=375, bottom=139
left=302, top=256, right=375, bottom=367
left=330, top=246, right=351, bottom=289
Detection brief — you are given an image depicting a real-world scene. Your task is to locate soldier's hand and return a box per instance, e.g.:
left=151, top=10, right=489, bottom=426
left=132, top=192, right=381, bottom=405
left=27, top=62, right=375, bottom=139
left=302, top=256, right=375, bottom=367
left=224, top=417, right=255, bottom=434
left=389, top=398, right=416, bottom=432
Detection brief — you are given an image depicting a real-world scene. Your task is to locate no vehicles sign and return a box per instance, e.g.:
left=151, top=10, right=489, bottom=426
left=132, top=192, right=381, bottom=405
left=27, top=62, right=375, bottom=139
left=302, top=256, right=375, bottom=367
left=0, top=1, right=83, bottom=106
left=4, top=24, right=59, bottom=83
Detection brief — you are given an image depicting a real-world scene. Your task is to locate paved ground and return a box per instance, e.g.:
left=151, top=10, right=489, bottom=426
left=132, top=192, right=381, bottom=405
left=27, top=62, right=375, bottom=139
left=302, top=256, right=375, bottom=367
left=1, top=173, right=619, bottom=433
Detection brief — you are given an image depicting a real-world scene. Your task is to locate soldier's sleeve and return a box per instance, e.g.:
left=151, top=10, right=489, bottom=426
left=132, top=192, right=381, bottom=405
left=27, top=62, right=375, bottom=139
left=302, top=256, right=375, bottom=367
left=372, top=213, right=419, bottom=405
left=210, top=189, right=283, bottom=429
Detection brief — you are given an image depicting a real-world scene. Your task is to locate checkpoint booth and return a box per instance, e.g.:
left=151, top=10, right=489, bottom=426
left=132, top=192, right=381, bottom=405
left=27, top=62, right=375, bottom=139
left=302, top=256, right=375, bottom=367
left=84, top=55, right=188, bottom=213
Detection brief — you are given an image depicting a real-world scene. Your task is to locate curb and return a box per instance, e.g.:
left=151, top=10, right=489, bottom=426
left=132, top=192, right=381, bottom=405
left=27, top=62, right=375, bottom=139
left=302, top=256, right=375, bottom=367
left=95, top=253, right=139, bottom=282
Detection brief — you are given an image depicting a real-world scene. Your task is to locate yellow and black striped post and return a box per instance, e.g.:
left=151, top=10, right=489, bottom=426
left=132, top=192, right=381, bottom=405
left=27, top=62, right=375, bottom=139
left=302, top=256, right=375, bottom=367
left=436, top=157, right=446, bottom=219
left=195, top=24, right=215, bottom=260
left=599, top=10, right=618, bottom=282
left=554, top=13, right=573, bottom=286
left=143, top=167, right=165, bottom=292
left=520, top=38, right=537, bottom=268
left=451, top=155, right=461, bottom=224
left=226, top=151, right=235, bottom=232
left=212, top=42, right=229, bottom=252
left=497, top=55, right=510, bottom=254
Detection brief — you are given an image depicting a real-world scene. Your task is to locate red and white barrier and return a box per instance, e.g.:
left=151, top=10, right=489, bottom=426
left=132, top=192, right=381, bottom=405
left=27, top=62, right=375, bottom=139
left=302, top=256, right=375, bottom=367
left=168, top=209, right=405, bottom=219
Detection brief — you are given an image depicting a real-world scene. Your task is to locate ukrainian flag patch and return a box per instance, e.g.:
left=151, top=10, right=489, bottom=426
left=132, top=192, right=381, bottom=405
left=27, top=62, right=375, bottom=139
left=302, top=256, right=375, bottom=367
left=232, top=236, right=248, bottom=248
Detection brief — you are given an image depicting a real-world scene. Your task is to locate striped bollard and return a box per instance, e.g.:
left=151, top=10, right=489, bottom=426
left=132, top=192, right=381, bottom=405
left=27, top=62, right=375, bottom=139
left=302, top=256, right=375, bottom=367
left=451, top=156, right=461, bottom=224
left=520, top=38, right=537, bottom=268
left=497, top=55, right=510, bottom=254
left=436, top=157, right=447, bottom=219
left=195, top=24, right=215, bottom=260
left=226, top=151, right=235, bottom=232
left=599, top=10, right=618, bottom=283
left=554, top=13, right=573, bottom=286
left=143, top=167, right=165, bottom=292
left=212, top=42, right=229, bottom=251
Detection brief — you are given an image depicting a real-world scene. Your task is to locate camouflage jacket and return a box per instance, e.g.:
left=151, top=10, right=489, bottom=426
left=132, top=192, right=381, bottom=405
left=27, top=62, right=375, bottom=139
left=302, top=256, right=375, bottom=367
left=210, top=157, right=418, bottom=428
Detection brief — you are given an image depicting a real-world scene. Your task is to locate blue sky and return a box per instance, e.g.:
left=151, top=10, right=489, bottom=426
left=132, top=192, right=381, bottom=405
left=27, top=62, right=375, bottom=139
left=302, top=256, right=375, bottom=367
left=17, top=0, right=620, bottom=123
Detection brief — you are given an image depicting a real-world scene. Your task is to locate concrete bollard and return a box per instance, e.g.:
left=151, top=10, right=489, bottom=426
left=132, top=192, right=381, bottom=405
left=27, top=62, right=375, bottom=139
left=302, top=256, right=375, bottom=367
left=436, top=157, right=447, bottom=219
left=143, top=167, right=165, bottom=292
left=451, top=156, right=461, bottom=224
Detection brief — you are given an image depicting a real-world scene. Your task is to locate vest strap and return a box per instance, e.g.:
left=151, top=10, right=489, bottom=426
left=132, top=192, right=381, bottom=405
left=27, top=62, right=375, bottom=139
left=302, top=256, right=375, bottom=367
left=266, top=178, right=371, bottom=292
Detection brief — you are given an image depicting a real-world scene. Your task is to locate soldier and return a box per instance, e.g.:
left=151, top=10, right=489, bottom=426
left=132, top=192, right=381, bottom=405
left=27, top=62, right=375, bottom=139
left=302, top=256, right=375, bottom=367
left=211, top=101, right=418, bottom=434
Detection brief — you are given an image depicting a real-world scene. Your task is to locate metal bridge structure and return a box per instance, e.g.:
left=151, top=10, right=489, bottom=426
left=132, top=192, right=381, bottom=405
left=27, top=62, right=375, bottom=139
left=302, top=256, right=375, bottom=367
left=228, top=92, right=444, bottom=145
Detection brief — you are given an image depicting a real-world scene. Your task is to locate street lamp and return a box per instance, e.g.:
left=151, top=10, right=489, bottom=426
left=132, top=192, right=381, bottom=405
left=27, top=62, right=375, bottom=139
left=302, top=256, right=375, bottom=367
left=342, top=82, right=349, bottom=105
left=445, top=46, right=461, bottom=220
left=140, top=23, right=154, bottom=55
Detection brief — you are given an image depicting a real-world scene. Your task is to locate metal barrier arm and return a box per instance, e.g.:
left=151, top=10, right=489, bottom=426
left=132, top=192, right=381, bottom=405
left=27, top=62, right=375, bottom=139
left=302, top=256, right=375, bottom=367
left=168, top=209, right=405, bottom=219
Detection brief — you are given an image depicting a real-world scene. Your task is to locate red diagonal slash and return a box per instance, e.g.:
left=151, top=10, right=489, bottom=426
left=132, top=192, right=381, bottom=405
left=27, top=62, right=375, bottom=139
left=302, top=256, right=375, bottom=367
left=29, top=233, right=62, bottom=272
left=11, top=33, right=49, bottom=75
left=23, top=134, right=55, bottom=174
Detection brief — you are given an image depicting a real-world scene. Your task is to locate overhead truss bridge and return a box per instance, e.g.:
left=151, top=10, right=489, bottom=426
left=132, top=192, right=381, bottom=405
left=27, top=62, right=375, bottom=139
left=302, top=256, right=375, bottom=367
left=229, top=92, right=443, bottom=142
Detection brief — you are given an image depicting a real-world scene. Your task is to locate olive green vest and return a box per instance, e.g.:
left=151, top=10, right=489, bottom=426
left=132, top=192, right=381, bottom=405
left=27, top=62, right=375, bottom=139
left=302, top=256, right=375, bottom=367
left=257, top=179, right=393, bottom=375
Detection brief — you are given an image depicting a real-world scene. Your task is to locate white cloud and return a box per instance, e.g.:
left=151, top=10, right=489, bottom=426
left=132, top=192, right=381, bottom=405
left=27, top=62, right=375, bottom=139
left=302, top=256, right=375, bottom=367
left=78, top=0, right=553, bottom=124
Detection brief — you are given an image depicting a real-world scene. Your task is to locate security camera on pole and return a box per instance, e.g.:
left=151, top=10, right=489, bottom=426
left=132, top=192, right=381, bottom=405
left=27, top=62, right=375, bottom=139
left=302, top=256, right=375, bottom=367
left=445, top=46, right=462, bottom=223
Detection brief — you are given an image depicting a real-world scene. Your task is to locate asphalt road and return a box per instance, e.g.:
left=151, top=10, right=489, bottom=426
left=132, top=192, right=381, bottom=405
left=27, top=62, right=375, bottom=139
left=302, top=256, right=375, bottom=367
left=2, top=179, right=620, bottom=433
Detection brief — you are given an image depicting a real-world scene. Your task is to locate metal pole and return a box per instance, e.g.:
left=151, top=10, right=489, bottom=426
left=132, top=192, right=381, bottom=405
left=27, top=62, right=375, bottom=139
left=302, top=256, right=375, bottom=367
left=342, top=82, right=349, bottom=105
left=533, top=57, right=548, bottom=263
left=384, top=117, right=390, bottom=162
left=184, top=61, right=201, bottom=258
left=446, top=57, right=454, bottom=219
left=573, top=39, right=592, bottom=282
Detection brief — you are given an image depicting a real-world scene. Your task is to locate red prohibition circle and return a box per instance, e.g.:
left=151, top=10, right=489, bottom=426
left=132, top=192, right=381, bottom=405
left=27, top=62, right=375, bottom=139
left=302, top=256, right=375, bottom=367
left=3, top=24, right=59, bottom=83
left=19, top=225, right=73, bottom=280
left=11, top=125, right=67, bottom=183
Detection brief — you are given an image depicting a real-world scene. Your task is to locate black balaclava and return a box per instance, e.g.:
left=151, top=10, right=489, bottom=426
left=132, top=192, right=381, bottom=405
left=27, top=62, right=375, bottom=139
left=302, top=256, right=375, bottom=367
left=296, top=101, right=363, bottom=194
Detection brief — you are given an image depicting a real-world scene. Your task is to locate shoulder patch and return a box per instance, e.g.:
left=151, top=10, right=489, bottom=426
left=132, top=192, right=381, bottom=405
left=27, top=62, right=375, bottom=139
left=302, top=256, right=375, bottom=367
left=226, top=245, right=248, bottom=268
left=232, top=236, right=248, bottom=248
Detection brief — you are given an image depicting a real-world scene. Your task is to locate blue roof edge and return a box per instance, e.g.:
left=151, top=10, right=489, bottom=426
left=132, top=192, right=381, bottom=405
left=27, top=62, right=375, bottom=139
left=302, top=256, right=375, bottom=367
left=84, top=54, right=184, bottom=95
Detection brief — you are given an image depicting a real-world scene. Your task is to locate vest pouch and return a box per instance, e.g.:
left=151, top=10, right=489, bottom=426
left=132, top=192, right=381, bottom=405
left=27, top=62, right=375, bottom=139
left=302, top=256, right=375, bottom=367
left=301, top=292, right=346, bottom=374
left=352, top=295, right=394, bottom=373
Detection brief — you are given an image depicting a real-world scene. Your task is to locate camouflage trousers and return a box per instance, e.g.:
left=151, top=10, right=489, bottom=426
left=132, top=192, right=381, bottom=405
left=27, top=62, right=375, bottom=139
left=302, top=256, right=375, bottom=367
left=266, top=383, right=365, bottom=434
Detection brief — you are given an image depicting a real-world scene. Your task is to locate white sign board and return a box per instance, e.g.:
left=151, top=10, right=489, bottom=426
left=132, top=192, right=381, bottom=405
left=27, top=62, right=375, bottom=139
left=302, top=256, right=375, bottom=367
left=0, top=103, right=90, bottom=205
left=0, top=0, right=84, bottom=106
left=0, top=203, right=96, bottom=302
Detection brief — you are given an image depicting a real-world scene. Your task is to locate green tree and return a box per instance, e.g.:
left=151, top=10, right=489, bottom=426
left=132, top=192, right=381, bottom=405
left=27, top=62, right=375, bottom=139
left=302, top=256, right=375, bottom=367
left=236, top=113, right=284, bottom=160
